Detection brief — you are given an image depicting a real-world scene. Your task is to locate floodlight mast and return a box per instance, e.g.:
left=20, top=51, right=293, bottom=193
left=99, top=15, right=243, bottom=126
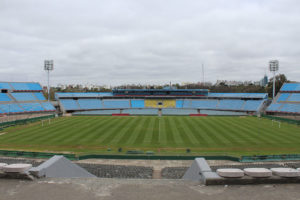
left=269, top=60, right=279, bottom=99
left=44, top=60, right=54, bottom=101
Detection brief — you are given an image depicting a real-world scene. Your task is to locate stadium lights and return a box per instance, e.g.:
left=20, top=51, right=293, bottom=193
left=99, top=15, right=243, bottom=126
left=44, top=60, right=54, bottom=101
left=269, top=60, right=279, bottom=99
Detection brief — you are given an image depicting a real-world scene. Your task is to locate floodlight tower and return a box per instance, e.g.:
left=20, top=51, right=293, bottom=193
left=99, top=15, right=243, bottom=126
left=269, top=60, right=279, bottom=99
left=44, top=60, right=54, bottom=101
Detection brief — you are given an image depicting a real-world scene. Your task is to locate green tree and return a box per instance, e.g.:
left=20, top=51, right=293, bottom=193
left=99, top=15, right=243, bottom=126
left=266, top=74, right=288, bottom=98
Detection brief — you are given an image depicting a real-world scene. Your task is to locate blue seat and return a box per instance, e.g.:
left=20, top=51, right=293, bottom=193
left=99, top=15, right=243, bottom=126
left=176, top=100, right=184, bottom=108
left=77, top=99, right=102, bottom=109
left=280, top=83, right=300, bottom=92
left=11, top=93, right=36, bottom=101
left=162, top=108, right=198, bottom=115
left=277, top=93, right=290, bottom=102
left=267, top=103, right=282, bottom=112
left=0, top=82, right=13, bottom=90
left=218, top=100, right=245, bottom=110
left=33, top=93, right=46, bottom=100
left=0, top=93, right=11, bottom=101
left=41, top=102, right=55, bottom=111
left=60, top=99, right=80, bottom=110
left=20, top=103, right=45, bottom=112
left=0, top=104, right=24, bottom=113
left=243, top=100, right=264, bottom=111
left=279, top=104, right=300, bottom=113
left=287, top=94, right=300, bottom=102
left=131, top=100, right=145, bottom=108
left=102, top=100, right=130, bottom=108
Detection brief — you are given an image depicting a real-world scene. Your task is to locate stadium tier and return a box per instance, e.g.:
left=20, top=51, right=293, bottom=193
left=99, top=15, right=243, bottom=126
left=56, top=89, right=267, bottom=114
left=0, top=82, right=55, bottom=114
left=267, top=83, right=300, bottom=114
left=0, top=82, right=42, bottom=91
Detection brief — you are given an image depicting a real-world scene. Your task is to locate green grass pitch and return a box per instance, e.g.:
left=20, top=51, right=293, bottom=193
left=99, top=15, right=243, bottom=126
left=0, top=116, right=300, bottom=156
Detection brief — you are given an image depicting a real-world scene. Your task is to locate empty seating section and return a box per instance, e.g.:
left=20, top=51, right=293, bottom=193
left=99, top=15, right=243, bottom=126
left=20, top=103, right=44, bottom=112
left=191, top=100, right=218, bottom=109
left=280, top=104, right=300, bottom=113
left=243, top=100, right=263, bottom=111
left=11, top=93, right=36, bottom=101
left=131, top=100, right=145, bottom=108
left=0, top=104, right=24, bottom=113
left=0, top=82, right=12, bottom=90
left=102, top=100, right=130, bottom=108
left=218, top=100, right=245, bottom=110
left=176, top=100, right=183, bottom=108
left=0, top=94, right=11, bottom=101
left=77, top=99, right=102, bottom=109
left=162, top=108, right=198, bottom=115
left=267, top=103, right=282, bottom=112
left=0, top=82, right=55, bottom=114
left=33, top=93, right=46, bottom=101
left=267, top=83, right=300, bottom=113
left=287, top=94, right=300, bottom=102
left=74, top=110, right=120, bottom=115
left=280, top=83, right=300, bottom=92
left=60, top=99, right=80, bottom=110
left=277, top=93, right=290, bottom=102
left=41, top=102, right=55, bottom=111
left=209, top=93, right=268, bottom=99
left=125, top=109, right=158, bottom=115
left=10, top=82, right=42, bottom=91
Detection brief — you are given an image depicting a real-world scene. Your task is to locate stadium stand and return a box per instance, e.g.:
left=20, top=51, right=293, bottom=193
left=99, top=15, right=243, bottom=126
left=33, top=93, right=46, bottom=101
left=145, top=100, right=176, bottom=108
left=243, top=100, right=264, bottom=111
left=280, top=83, right=300, bottom=92
left=190, top=100, right=219, bottom=109
left=77, top=99, right=102, bottom=109
left=176, top=100, right=184, bottom=108
left=102, top=100, right=130, bottom=109
left=287, top=94, right=300, bottom=102
left=0, top=82, right=55, bottom=115
left=0, top=103, right=24, bottom=113
left=218, top=100, right=245, bottom=110
left=60, top=99, right=80, bottom=110
left=56, top=89, right=266, bottom=114
left=209, top=93, right=268, bottom=99
left=277, top=93, right=290, bottom=102
left=131, top=100, right=145, bottom=108
left=20, top=103, right=45, bottom=112
left=162, top=108, right=198, bottom=115
left=0, top=93, right=11, bottom=101
left=11, top=93, right=37, bottom=101
left=267, top=83, right=300, bottom=114
left=74, top=110, right=121, bottom=115
left=125, top=108, right=157, bottom=115
left=41, top=102, right=56, bottom=111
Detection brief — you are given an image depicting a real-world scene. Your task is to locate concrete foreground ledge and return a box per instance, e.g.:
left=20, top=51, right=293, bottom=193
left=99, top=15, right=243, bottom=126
left=183, top=158, right=300, bottom=185
left=3, top=164, right=32, bottom=173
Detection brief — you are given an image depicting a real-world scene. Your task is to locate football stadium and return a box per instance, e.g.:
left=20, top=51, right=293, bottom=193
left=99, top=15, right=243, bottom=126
left=0, top=81, right=300, bottom=158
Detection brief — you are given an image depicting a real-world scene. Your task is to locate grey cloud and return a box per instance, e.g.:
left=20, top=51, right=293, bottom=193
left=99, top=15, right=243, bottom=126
left=0, top=0, right=300, bottom=86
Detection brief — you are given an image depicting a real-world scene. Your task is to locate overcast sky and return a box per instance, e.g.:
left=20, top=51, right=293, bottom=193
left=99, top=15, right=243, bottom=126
left=0, top=0, right=300, bottom=86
